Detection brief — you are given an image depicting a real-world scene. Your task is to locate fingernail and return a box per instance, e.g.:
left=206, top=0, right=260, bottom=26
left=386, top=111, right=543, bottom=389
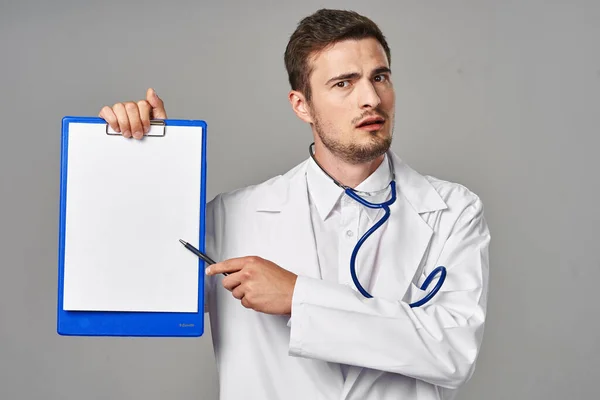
left=205, top=267, right=211, bottom=275
left=134, top=131, right=142, bottom=138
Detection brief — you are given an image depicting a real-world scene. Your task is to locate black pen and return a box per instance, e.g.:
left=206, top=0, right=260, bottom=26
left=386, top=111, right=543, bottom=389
left=178, top=239, right=228, bottom=276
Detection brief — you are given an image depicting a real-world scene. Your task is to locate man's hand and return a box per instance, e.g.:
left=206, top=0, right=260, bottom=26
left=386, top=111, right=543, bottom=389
left=98, top=88, right=167, bottom=139
left=207, top=256, right=298, bottom=315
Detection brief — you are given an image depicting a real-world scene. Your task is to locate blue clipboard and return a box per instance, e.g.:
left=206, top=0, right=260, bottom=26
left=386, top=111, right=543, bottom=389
left=57, top=116, right=207, bottom=337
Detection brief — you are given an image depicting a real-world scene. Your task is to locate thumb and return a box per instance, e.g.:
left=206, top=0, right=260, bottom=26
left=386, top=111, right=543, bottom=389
left=146, top=88, right=167, bottom=119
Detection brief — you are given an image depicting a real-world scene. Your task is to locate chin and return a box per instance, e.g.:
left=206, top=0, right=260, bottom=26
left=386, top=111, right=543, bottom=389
left=316, top=123, right=393, bottom=164
left=344, top=134, right=392, bottom=164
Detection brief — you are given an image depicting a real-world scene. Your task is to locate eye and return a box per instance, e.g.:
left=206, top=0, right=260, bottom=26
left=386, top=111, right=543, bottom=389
left=335, top=81, right=350, bottom=88
left=374, top=74, right=388, bottom=83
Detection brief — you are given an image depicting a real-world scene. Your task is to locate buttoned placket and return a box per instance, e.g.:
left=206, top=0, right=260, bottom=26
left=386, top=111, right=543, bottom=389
left=338, top=196, right=362, bottom=286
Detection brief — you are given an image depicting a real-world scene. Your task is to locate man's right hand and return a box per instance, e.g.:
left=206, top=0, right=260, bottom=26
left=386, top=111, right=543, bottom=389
left=98, top=88, right=168, bottom=140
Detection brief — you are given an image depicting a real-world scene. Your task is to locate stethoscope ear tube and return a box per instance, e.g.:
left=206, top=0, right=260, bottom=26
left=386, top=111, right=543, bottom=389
left=408, top=266, right=447, bottom=308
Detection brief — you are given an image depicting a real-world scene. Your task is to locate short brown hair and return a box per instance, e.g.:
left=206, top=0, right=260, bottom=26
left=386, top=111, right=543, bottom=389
left=284, top=9, right=391, bottom=101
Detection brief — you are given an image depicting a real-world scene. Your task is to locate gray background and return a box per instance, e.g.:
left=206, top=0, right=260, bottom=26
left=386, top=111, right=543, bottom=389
left=1, top=0, right=598, bottom=399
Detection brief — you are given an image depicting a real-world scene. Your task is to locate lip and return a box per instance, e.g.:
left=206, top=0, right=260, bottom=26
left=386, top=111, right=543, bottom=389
left=356, top=116, right=386, bottom=128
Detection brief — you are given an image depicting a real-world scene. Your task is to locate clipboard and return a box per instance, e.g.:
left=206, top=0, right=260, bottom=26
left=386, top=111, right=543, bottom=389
left=57, top=116, right=207, bottom=337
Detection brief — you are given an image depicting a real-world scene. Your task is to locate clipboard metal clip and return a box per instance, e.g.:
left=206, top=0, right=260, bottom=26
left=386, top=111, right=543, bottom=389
left=106, top=120, right=166, bottom=137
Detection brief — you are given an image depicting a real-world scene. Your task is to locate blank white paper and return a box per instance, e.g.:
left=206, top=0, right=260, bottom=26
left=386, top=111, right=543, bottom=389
left=62, top=122, right=203, bottom=312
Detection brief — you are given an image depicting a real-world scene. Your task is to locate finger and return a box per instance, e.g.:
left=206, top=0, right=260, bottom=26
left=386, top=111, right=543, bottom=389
left=222, top=273, right=243, bottom=291
left=146, top=88, right=167, bottom=119
left=206, top=257, right=251, bottom=276
left=137, top=100, right=152, bottom=134
left=99, top=106, right=120, bottom=133
left=125, top=102, right=144, bottom=139
left=241, top=296, right=252, bottom=309
left=232, top=284, right=245, bottom=300
left=113, top=103, right=131, bottom=138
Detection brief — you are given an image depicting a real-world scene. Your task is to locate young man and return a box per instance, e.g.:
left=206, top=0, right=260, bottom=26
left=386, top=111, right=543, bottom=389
left=99, top=9, right=490, bottom=400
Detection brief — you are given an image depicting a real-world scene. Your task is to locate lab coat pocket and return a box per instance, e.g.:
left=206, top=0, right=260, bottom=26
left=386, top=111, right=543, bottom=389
left=404, top=277, right=461, bottom=329
left=404, top=280, right=429, bottom=306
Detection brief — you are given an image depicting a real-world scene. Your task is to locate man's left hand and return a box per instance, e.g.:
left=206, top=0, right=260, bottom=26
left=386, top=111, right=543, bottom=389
left=206, top=256, right=298, bottom=315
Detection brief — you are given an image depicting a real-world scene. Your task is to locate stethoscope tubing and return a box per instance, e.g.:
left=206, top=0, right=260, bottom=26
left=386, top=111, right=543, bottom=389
left=309, top=143, right=446, bottom=308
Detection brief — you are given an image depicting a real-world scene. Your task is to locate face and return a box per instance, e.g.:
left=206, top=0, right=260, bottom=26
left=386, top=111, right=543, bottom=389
left=294, top=38, right=395, bottom=164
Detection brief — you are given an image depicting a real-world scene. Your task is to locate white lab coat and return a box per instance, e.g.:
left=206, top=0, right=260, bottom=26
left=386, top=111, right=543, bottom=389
left=204, top=151, right=490, bottom=400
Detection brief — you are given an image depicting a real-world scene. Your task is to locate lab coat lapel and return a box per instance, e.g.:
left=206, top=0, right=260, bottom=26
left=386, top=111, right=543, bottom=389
left=353, top=153, right=446, bottom=300
left=342, top=153, right=448, bottom=397
left=254, top=162, right=322, bottom=280
left=366, top=185, right=436, bottom=300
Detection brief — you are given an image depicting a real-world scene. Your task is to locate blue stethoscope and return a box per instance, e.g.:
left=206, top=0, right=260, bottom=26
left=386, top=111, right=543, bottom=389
left=309, top=143, right=446, bottom=308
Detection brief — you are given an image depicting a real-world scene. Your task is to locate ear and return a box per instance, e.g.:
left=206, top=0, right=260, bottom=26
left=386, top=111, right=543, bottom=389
left=288, top=90, right=313, bottom=124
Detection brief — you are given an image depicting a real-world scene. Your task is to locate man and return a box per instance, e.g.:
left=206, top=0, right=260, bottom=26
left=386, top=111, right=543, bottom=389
left=99, top=9, right=490, bottom=400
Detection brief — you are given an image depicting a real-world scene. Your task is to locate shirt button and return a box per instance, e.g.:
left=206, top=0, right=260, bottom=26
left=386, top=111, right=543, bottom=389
left=346, top=230, right=354, bottom=238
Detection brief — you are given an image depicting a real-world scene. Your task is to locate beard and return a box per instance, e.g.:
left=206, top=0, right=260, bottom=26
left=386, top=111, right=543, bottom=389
left=313, top=110, right=393, bottom=165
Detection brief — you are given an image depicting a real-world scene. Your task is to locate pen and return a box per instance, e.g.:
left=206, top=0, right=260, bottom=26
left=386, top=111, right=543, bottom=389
left=178, top=239, right=228, bottom=276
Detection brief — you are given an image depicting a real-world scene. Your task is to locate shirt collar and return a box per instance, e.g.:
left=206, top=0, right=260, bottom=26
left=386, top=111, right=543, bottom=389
left=306, top=153, right=393, bottom=222
left=306, top=156, right=344, bottom=221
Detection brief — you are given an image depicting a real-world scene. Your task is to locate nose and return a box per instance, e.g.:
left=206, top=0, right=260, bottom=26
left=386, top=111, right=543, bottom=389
left=358, top=80, right=381, bottom=109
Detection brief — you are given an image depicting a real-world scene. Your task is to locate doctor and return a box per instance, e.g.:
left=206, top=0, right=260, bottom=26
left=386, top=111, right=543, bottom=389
left=99, top=8, right=490, bottom=400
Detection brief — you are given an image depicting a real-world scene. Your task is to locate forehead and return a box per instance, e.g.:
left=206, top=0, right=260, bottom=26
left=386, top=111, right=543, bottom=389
left=309, top=37, right=389, bottom=80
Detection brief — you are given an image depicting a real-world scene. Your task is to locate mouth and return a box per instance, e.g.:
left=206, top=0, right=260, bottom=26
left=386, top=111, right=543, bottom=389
left=356, top=116, right=386, bottom=131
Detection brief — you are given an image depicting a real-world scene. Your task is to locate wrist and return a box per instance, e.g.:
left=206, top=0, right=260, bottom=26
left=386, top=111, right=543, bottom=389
left=286, top=274, right=298, bottom=314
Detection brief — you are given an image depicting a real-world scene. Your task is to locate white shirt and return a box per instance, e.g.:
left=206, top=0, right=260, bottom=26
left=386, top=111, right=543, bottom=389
left=305, top=153, right=393, bottom=379
left=306, top=153, right=393, bottom=287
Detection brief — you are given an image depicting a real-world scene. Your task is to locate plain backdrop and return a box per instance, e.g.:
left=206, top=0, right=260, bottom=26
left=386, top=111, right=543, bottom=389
left=1, top=0, right=599, bottom=399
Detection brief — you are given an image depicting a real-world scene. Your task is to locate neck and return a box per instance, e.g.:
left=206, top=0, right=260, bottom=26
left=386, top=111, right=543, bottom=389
left=312, top=142, right=385, bottom=188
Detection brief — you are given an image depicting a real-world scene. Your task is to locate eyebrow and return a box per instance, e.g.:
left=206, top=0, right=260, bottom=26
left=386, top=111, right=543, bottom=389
left=325, top=66, right=392, bottom=86
left=325, top=72, right=360, bottom=86
left=372, top=67, right=392, bottom=77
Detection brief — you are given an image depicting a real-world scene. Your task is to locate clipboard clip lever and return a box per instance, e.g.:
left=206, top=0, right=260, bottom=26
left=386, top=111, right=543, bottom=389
left=106, top=120, right=166, bottom=137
